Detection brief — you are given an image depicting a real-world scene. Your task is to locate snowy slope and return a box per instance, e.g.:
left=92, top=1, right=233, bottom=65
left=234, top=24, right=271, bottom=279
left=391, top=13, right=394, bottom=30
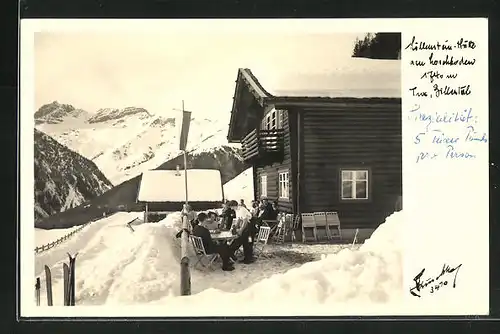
left=36, top=102, right=235, bottom=185
left=223, top=167, right=254, bottom=204
left=33, top=210, right=402, bottom=313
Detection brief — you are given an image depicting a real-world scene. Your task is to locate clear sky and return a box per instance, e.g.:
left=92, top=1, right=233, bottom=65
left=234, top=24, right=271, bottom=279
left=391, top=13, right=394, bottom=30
left=35, top=32, right=367, bottom=117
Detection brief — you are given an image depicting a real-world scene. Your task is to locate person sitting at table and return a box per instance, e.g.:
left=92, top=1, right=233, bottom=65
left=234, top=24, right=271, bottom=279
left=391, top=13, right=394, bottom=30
left=193, top=212, right=234, bottom=271
left=204, top=212, right=220, bottom=230
left=228, top=200, right=255, bottom=264
left=207, top=211, right=219, bottom=222
left=250, top=200, right=259, bottom=217
left=221, top=200, right=236, bottom=230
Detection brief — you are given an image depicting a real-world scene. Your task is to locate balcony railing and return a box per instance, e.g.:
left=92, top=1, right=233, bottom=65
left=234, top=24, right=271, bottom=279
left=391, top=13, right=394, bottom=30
left=241, top=129, right=284, bottom=162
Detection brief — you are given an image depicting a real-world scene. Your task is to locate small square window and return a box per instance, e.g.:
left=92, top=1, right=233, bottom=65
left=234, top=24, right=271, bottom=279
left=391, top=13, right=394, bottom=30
left=341, top=169, right=369, bottom=200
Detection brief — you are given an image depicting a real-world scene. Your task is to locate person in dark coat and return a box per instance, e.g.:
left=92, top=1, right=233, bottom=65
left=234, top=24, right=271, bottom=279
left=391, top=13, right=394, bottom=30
left=221, top=201, right=236, bottom=230
left=192, top=212, right=234, bottom=271
left=270, top=201, right=279, bottom=220
left=258, top=198, right=275, bottom=220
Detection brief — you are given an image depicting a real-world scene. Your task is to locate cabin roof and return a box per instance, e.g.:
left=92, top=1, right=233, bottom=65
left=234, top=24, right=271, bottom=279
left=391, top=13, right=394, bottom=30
left=228, top=59, right=401, bottom=141
left=136, top=169, right=224, bottom=203
left=251, top=59, right=400, bottom=100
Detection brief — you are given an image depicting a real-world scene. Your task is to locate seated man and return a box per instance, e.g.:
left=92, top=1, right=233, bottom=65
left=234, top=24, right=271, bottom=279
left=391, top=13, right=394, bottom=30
left=228, top=200, right=255, bottom=264
left=204, top=211, right=220, bottom=230
left=193, top=212, right=234, bottom=271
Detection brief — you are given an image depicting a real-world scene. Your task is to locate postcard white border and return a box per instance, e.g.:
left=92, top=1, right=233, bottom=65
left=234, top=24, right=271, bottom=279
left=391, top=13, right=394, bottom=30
left=21, top=18, right=489, bottom=317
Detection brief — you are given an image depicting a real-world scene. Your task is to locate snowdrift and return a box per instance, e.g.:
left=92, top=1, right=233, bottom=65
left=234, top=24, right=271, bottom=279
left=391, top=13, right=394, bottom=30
left=149, top=210, right=403, bottom=307
left=34, top=209, right=403, bottom=313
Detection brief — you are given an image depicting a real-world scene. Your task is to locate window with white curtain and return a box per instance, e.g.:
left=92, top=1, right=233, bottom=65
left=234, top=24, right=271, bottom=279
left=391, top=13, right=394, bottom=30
left=278, top=171, right=289, bottom=199
left=260, top=174, right=268, bottom=197
left=341, top=170, right=369, bottom=200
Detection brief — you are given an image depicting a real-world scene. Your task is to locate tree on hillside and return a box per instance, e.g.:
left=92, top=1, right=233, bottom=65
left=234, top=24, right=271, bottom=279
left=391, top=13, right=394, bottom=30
left=352, top=33, right=401, bottom=60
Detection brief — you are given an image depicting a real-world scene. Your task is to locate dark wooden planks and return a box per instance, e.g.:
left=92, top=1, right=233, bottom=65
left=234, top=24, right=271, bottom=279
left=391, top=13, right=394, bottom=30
left=255, top=109, right=294, bottom=213
left=300, top=103, right=402, bottom=229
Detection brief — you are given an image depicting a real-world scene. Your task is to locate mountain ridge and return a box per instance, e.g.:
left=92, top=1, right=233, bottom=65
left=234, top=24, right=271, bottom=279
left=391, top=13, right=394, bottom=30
left=34, top=129, right=114, bottom=222
left=34, top=101, right=250, bottom=228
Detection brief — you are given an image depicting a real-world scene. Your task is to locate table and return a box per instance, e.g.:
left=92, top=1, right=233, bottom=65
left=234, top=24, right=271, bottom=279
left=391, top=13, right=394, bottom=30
left=210, top=230, right=238, bottom=244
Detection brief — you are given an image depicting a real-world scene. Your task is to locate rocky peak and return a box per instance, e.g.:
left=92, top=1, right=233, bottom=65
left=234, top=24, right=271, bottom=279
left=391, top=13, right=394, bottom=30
left=35, top=101, right=88, bottom=124
left=88, top=107, right=151, bottom=124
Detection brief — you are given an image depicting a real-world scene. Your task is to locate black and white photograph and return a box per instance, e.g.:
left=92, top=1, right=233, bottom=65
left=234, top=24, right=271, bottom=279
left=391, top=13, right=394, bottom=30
left=29, top=26, right=403, bottom=312
left=21, top=18, right=490, bottom=317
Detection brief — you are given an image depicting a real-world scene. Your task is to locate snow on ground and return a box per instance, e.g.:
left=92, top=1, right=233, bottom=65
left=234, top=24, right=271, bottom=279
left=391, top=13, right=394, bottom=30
left=223, top=167, right=254, bottom=204
left=34, top=208, right=402, bottom=311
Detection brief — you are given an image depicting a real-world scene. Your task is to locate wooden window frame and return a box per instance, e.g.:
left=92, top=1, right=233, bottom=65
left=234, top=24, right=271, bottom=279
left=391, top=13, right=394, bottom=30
left=261, top=108, right=285, bottom=130
left=260, top=174, right=268, bottom=198
left=278, top=170, right=290, bottom=200
left=339, top=168, right=371, bottom=201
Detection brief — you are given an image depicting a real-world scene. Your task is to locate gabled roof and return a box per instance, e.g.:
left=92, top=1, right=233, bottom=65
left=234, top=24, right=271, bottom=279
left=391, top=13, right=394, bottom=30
left=228, top=60, right=401, bottom=141
left=136, top=169, right=223, bottom=203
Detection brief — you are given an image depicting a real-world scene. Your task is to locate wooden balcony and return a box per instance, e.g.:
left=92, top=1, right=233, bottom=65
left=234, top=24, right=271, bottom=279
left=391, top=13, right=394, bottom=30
left=241, top=129, right=284, bottom=162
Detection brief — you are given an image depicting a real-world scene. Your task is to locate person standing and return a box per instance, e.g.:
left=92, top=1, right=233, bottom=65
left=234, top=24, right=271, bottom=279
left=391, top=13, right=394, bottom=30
left=221, top=200, right=236, bottom=230
left=228, top=200, right=255, bottom=264
left=239, top=199, right=247, bottom=209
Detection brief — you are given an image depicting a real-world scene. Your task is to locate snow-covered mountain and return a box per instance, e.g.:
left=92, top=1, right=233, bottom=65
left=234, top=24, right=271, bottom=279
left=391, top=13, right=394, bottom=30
left=35, top=101, right=238, bottom=185
left=34, top=101, right=251, bottom=228
left=34, top=101, right=91, bottom=125
left=34, top=129, right=113, bottom=223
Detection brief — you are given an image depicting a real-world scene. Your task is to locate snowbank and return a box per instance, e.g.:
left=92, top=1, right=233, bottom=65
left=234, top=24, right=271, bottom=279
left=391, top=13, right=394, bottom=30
left=34, top=209, right=402, bottom=313
left=150, top=210, right=403, bottom=307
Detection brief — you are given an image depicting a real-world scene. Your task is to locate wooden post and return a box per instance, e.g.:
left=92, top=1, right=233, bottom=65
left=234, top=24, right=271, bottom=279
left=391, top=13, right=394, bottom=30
left=180, top=210, right=191, bottom=295
left=295, top=111, right=302, bottom=242
left=144, top=203, right=149, bottom=224
left=180, top=100, right=191, bottom=296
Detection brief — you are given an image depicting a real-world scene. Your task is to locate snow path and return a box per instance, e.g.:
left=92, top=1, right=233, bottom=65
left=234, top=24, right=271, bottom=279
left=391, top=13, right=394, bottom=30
left=33, top=210, right=403, bottom=309
left=33, top=211, right=345, bottom=306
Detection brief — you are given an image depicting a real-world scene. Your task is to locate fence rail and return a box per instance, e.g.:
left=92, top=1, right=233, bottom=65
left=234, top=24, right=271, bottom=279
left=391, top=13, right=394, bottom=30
left=34, top=220, right=95, bottom=254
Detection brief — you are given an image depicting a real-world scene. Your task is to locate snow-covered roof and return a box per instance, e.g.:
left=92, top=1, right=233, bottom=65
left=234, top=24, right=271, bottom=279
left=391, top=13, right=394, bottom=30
left=137, top=169, right=224, bottom=203
left=244, top=58, right=401, bottom=99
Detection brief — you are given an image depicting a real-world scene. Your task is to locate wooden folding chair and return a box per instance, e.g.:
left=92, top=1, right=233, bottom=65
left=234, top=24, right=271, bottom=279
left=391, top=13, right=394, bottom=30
left=262, top=219, right=279, bottom=238
left=313, top=212, right=330, bottom=240
left=325, top=212, right=342, bottom=239
left=272, top=214, right=287, bottom=244
left=254, top=226, right=271, bottom=257
left=301, top=213, right=317, bottom=242
left=189, top=235, right=220, bottom=270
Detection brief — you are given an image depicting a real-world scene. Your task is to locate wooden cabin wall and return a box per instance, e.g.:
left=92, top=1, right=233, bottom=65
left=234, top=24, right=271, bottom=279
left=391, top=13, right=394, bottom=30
left=255, top=109, right=294, bottom=214
left=299, top=103, right=402, bottom=229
